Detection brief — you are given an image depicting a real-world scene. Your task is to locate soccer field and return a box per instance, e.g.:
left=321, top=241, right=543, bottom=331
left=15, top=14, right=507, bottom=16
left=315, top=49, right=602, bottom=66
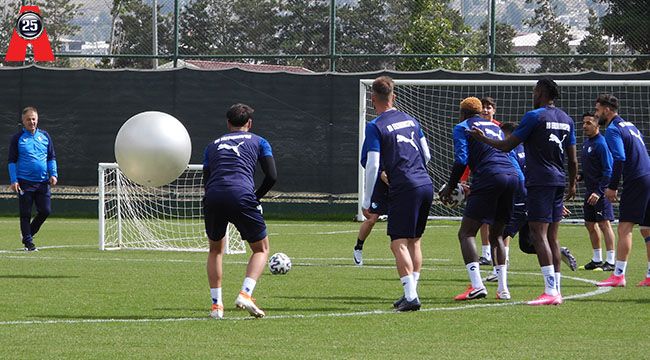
left=0, top=218, right=649, bottom=359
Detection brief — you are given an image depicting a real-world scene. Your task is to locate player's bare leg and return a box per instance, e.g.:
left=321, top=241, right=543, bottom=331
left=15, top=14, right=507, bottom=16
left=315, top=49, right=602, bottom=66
left=527, top=221, right=561, bottom=305
left=597, top=222, right=633, bottom=287
left=391, top=238, right=420, bottom=311
left=599, top=220, right=616, bottom=269
left=235, top=236, right=269, bottom=318
left=207, top=237, right=226, bottom=318
left=489, top=221, right=509, bottom=299
left=455, top=217, right=487, bottom=300
left=407, top=237, right=422, bottom=289
left=355, top=213, right=379, bottom=266
left=479, top=224, right=491, bottom=265
left=639, top=228, right=650, bottom=286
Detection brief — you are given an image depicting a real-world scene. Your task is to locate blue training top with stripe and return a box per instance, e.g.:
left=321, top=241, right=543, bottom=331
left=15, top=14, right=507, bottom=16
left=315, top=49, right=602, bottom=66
left=7, top=128, right=57, bottom=183
left=454, top=115, right=516, bottom=180
left=581, top=133, right=613, bottom=197
left=604, top=116, right=650, bottom=185
left=512, top=106, right=576, bottom=187
left=203, top=131, right=273, bottom=194
left=361, top=109, right=431, bottom=194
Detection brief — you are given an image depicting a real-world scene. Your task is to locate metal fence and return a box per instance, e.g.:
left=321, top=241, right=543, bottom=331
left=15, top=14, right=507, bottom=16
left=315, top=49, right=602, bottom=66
left=1, top=0, right=649, bottom=73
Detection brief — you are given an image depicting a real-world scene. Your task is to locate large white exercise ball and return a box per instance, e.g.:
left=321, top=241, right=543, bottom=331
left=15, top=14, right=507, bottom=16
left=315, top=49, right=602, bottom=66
left=114, top=111, right=191, bottom=187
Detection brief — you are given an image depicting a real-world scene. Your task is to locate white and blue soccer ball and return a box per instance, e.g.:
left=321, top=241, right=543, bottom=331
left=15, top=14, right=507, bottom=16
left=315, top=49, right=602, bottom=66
left=268, top=252, right=292, bottom=275
left=439, top=182, right=467, bottom=208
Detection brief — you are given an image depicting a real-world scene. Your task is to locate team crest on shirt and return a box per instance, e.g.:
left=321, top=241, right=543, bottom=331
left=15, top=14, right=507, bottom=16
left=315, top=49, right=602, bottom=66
left=371, top=202, right=378, bottom=209
left=587, top=146, right=592, bottom=153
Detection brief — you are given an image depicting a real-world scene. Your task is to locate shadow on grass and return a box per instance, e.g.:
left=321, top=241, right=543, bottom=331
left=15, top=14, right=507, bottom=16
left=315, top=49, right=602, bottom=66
left=0, top=275, right=80, bottom=279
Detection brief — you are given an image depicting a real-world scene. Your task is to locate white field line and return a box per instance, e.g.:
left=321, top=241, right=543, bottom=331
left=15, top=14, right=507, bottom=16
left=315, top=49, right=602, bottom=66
left=0, top=257, right=611, bottom=326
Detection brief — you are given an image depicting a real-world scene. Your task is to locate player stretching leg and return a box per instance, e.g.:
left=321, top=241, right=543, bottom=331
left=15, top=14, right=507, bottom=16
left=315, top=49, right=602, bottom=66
left=469, top=79, right=578, bottom=305
left=593, top=94, right=650, bottom=287
left=441, top=97, right=518, bottom=301
left=354, top=171, right=389, bottom=266
left=361, top=76, right=433, bottom=312
left=203, top=104, right=277, bottom=318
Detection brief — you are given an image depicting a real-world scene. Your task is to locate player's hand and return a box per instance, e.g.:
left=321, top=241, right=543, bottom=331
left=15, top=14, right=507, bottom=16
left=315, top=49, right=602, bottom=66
left=49, top=176, right=57, bottom=186
left=587, top=193, right=600, bottom=206
left=460, top=183, right=471, bottom=197
left=604, top=188, right=617, bottom=202
left=362, top=208, right=372, bottom=220
left=438, top=187, right=452, bottom=206
left=10, top=182, right=21, bottom=193
left=467, top=127, right=486, bottom=141
left=380, top=171, right=389, bottom=186
left=564, top=184, right=576, bottom=201
left=562, top=206, right=571, bottom=217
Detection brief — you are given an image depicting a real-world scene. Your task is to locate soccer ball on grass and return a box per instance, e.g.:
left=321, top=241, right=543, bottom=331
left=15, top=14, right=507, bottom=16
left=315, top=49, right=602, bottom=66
left=268, top=252, right=292, bottom=275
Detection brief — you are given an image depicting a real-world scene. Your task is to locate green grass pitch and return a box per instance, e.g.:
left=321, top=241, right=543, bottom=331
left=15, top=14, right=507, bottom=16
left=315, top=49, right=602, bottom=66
left=0, top=218, right=649, bottom=359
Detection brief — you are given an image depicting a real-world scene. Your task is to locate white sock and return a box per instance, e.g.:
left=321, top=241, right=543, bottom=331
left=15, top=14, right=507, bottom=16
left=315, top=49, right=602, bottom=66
left=541, top=265, right=558, bottom=296
left=210, top=288, right=222, bottom=305
left=496, top=265, right=508, bottom=293
left=505, top=246, right=510, bottom=263
left=606, top=250, right=615, bottom=264
left=492, top=266, right=498, bottom=276
left=482, top=245, right=491, bottom=260
left=555, top=272, right=561, bottom=295
left=614, top=261, right=627, bottom=276
left=401, top=274, right=418, bottom=301
left=412, top=271, right=420, bottom=287
left=241, top=277, right=256, bottom=296
left=466, top=262, right=484, bottom=289
left=593, top=248, right=602, bottom=263
left=646, top=262, right=650, bottom=278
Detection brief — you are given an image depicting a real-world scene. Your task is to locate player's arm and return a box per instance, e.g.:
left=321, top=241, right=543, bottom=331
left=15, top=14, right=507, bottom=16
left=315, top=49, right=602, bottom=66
left=255, top=156, right=277, bottom=200
left=7, top=133, right=20, bottom=193
left=596, top=142, right=613, bottom=198
left=45, top=131, right=57, bottom=185
left=255, top=138, right=277, bottom=200
left=202, top=147, right=211, bottom=187
left=361, top=123, right=381, bottom=210
left=418, top=128, right=431, bottom=165
left=441, top=124, right=469, bottom=201
left=604, top=125, right=624, bottom=202
left=565, top=145, right=577, bottom=201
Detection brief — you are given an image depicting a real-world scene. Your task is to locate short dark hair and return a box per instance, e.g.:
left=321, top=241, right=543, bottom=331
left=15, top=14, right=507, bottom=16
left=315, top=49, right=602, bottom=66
left=226, top=103, right=254, bottom=127
left=22, top=106, right=38, bottom=115
left=536, top=78, right=559, bottom=100
left=595, top=93, right=619, bottom=111
left=500, top=122, right=517, bottom=134
left=582, top=112, right=595, bottom=118
left=372, top=76, right=394, bottom=102
left=481, top=96, right=496, bottom=107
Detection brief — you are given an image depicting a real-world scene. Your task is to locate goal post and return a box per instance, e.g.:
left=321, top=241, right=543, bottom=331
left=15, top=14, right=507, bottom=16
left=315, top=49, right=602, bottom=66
left=358, top=79, right=650, bottom=222
left=98, top=163, right=245, bottom=253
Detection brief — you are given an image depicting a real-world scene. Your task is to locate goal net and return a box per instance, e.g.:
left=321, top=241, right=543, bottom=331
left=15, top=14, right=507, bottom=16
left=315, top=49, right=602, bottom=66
left=358, top=79, right=650, bottom=221
left=98, top=163, right=245, bottom=253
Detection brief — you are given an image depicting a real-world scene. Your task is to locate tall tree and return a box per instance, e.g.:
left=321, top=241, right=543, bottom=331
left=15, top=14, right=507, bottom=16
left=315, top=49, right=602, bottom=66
left=230, top=0, right=282, bottom=57
left=396, top=0, right=469, bottom=71
left=464, top=21, right=520, bottom=73
left=0, top=2, right=21, bottom=66
left=524, top=0, right=573, bottom=73
left=599, top=0, right=650, bottom=70
left=179, top=0, right=238, bottom=56
left=35, top=0, right=84, bottom=67
left=276, top=0, right=330, bottom=71
left=575, top=8, right=608, bottom=72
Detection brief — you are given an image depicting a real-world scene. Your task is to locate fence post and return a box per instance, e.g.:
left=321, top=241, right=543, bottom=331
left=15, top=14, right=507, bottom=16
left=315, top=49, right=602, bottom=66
left=173, top=0, right=179, bottom=68
left=489, top=0, right=496, bottom=72
left=329, top=0, right=336, bottom=72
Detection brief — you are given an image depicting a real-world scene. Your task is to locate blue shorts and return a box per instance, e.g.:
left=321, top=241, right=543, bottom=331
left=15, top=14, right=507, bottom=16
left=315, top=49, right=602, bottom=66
left=527, top=186, right=564, bottom=223
left=203, top=190, right=267, bottom=243
left=619, top=174, right=650, bottom=226
left=387, top=184, right=433, bottom=240
left=369, top=180, right=389, bottom=216
left=504, top=204, right=527, bottom=238
left=464, top=173, right=518, bottom=225
left=583, top=196, right=615, bottom=222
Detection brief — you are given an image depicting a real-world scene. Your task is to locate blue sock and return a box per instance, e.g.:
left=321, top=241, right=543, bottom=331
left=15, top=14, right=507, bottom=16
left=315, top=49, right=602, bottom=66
left=645, top=236, right=650, bottom=244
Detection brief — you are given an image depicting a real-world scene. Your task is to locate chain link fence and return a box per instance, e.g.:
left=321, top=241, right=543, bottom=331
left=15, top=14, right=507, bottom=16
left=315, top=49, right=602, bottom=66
left=0, top=0, right=648, bottom=72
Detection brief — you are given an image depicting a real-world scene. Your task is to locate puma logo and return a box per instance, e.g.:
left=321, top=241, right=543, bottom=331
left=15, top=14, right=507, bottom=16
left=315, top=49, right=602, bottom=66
left=396, top=131, right=419, bottom=151
left=549, top=133, right=568, bottom=153
left=630, top=128, right=645, bottom=143
left=217, top=141, right=245, bottom=157
left=484, top=128, right=502, bottom=139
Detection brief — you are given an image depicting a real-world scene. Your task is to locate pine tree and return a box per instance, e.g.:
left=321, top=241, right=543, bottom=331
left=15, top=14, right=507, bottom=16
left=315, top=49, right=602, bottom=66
left=524, top=0, right=573, bottom=73
left=575, top=9, right=608, bottom=72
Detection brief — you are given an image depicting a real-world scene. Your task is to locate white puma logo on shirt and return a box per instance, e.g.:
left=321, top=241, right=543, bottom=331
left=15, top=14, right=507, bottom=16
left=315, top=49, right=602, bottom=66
left=484, top=128, right=502, bottom=139
left=630, top=128, right=644, bottom=144
left=396, top=131, right=419, bottom=151
left=218, top=141, right=245, bottom=157
left=548, top=133, right=567, bottom=153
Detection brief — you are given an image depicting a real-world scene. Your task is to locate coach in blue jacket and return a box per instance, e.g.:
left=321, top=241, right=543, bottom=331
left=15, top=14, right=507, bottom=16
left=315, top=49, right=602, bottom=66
left=8, top=107, right=58, bottom=251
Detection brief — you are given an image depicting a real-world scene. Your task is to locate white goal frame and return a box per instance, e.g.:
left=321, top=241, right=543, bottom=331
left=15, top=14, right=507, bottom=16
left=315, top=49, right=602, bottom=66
left=357, top=79, right=650, bottom=222
left=98, top=162, right=245, bottom=253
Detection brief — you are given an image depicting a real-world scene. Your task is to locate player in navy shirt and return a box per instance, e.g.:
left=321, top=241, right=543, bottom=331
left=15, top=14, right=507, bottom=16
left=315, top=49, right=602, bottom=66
left=440, top=97, right=518, bottom=301
left=361, top=76, right=433, bottom=311
left=578, top=113, right=616, bottom=271
left=469, top=79, right=578, bottom=306
left=593, top=94, right=650, bottom=288
left=7, top=107, right=58, bottom=252
left=203, top=103, right=277, bottom=318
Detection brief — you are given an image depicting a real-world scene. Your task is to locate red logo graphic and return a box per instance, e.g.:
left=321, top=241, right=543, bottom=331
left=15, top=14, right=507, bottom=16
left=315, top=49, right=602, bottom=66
left=5, top=6, right=54, bottom=62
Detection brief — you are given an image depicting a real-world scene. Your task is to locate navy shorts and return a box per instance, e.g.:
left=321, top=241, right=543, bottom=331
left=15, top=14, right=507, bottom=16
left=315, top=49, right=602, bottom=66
left=369, top=180, right=389, bottom=216
left=583, top=196, right=615, bottom=222
left=504, top=204, right=527, bottom=238
left=464, top=173, right=518, bottom=225
left=619, top=174, right=650, bottom=226
left=387, top=184, right=433, bottom=240
left=527, top=186, right=564, bottom=223
left=203, top=190, right=267, bottom=243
